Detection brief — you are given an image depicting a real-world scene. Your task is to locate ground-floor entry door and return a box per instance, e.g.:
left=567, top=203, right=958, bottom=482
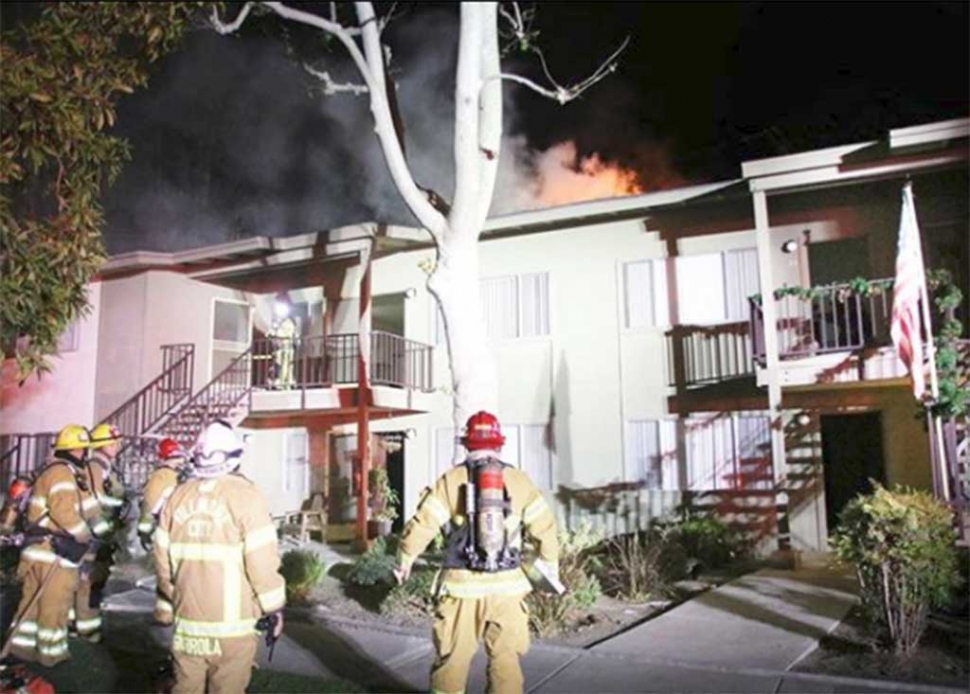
left=820, top=412, right=886, bottom=532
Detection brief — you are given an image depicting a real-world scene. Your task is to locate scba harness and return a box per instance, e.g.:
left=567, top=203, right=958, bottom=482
left=443, top=458, right=521, bottom=573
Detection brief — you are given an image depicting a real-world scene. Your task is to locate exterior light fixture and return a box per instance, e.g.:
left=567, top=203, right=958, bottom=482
left=405, top=428, right=417, bottom=440
left=781, top=240, right=799, bottom=254
left=273, top=300, right=290, bottom=318
left=404, top=287, right=417, bottom=299
left=795, top=412, right=812, bottom=427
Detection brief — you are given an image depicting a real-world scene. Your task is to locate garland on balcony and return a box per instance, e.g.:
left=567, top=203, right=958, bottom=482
left=926, top=269, right=967, bottom=419
left=748, top=272, right=967, bottom=417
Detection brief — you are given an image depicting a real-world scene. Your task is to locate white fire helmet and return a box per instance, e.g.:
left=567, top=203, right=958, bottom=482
left=193, top=420, right=244, bottom=478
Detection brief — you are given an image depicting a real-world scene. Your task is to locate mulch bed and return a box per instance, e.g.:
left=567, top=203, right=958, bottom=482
left=793, top=605, right=970, bottom=689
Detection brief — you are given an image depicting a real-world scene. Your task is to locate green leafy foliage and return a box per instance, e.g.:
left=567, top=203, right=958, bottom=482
left=831, top=484, right=960, bottom=654
left=927, top=269, right=968, bottom=418
left=280, top=549, right=326, bottom=602
left=369, top=467, right=399, bottom=523
left=670, top=513, right=746, bottom=571
left=346, top=536, right=396, bottom=586
left=380, top=566, right=437, bottom=617
left=526, top=521, right=603, bottom=636
left=1, top=2, right=210, bottom=377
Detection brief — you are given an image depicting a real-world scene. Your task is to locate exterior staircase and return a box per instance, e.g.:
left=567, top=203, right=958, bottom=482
left=0, top=344, right=195, bottom=489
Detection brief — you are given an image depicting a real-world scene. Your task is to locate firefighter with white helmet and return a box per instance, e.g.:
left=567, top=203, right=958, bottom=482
left=137, top=438, right=188, bottom=624
left=395, top=411, right=560, bottom=694
left=72, top=422, right=126, bottom=643
left=7, top=425, right=97, bottom=666
left=153, top=420, right=285, bottom=693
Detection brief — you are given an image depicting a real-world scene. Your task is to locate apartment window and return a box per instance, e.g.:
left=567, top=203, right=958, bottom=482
left=627, top=412, right=770, bottom=491
left=434, top=272, right=550, bottom=344
left=57, top=320, right=80, bottom=353
left=433, top=422, right=554, bottom=490
left=284, top=430, right=308, bottom=495
left=623, top=259, right=669, bottom=329
left=213, top=300, right=250, bottom=343
left=625, top=249, right=760, bottom=328
left=685, top=412, right=771, bottom=491
left=626, top=419, right=677, bottom=490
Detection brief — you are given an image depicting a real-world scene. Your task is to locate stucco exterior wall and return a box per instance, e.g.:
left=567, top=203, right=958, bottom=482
left=1, top=283, right=103, bottom=434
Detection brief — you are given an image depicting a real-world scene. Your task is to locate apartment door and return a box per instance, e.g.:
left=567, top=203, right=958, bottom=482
left=377, top=432, right=406, bottom=533
left=808, top=237, right=869, bottom=285
left=820, top=413, right=886, bottom=531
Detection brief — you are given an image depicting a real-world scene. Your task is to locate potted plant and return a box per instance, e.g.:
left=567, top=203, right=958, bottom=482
left=367, top=467, right=399, bottom=538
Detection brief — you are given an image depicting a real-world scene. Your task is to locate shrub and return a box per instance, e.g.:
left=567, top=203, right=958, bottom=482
left=672, top=514, right=745, bottom=571
left=831, top=484, right=960, bottom=654
left=280, top=549, right=326, bottom=602
left=601, top=527, right=686, bottom=601
left=381, top=567, right=437, bottom=617
left=526, top=521, right=603, bottom=636
left=346, top=537, right=396, bottom=587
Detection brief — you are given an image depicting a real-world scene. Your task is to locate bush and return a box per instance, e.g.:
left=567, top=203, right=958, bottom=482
left=831, top=484, right=960, bottom=654
left=280, top=549, right=326, bottom=602
left=672, top=514, right=745, bottom=572
left=381, top=567, right=437, bottom=617
left=601, top=527, right=686, bottom=601
left=346, top=537, right=396, bottom=587
left=526, top=521, right=603, bottom=636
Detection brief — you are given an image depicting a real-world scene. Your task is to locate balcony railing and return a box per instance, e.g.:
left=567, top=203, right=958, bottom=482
left=250, top=332, right=434, bottom=392
left=0, top=432, right=56, bottom=490
left=666, top=321, right=754, bottom=388
left=749, top=279, right=894, bottom=362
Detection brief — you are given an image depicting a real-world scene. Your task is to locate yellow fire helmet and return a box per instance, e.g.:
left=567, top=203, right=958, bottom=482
left=53, top=424, right=92, bottom=452
left=90, top=423, right=122, bottom=449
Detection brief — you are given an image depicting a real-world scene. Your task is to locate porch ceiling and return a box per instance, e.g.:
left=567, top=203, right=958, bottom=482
left=196, top=254, right=358, bottom=294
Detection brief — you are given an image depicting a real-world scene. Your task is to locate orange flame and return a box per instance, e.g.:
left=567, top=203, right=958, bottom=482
left=533, top=142, right=643, bottom=207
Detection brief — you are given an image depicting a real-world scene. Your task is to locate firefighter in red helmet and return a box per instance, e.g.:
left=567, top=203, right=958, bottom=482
left=395, top=411, right=560, bottom=694
left=137, top=438, right=188, bottom=624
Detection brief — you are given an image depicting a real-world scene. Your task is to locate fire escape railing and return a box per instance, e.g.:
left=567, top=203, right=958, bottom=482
left=749, top=279, right=894, bottom=362
left=250, top=332, right=434, bottom=392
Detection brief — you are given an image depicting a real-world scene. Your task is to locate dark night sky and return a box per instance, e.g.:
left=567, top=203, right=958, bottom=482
left=3, top=2, right=968, bottom=253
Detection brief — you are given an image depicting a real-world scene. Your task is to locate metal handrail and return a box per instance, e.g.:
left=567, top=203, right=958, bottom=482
left=102, top=344, right=195, bottom=440
left=160, top=346, right=253, bottom=447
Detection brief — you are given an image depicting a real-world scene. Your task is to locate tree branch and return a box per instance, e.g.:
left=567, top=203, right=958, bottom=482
left=303, top=63, right=369, bottom=96
left=211, top=2, right=446, bottom=238
left=449, top=3, right=485, bottom=233
left=211, top=2, right=256, bottom=35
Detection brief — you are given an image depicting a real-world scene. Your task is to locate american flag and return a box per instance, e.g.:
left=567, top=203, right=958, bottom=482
left=890, top=183, right=928, bottom=399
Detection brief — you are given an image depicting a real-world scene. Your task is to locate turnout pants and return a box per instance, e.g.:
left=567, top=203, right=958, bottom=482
left=431, top=593, right=531, bottom=694
left=172, top=633, right=258, bottom=694
left=9, top=551, right=79, bottom=667
left=73, top=552, right=108, bottom=640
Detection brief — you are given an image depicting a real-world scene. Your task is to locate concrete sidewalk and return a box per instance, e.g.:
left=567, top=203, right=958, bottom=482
left=101, top=564, right=965, bottom=694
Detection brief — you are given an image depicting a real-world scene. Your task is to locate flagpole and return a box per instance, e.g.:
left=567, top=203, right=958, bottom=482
left=909, top=182, right=951, bottom=502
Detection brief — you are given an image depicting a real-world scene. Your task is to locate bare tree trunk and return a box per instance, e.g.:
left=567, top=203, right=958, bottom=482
left=428, top=236, right=499, bottom=438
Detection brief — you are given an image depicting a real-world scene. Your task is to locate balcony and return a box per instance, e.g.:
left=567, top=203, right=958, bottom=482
left=666, top=321, right=755, bottom=389
left=245, top=331, right=435, bottom=421
left=748, top=278, right=907, bottom=387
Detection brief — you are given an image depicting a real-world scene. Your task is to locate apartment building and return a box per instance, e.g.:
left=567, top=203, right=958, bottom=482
left=2, top=118, right=967, bottom=552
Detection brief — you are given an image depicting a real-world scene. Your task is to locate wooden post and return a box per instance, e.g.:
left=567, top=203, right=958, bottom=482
left=355, top=251, right=373, bottom=550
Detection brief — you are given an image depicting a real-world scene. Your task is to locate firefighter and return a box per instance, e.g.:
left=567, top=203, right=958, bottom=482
left=137, top=438, right=187, bottom=624
left=6, top=425, right=96, bottom=667
left=269, top=293, right=298, bottom=390
left=153, top=420, right=285, bottom=693
left=394, top=411, right=560, bottom=694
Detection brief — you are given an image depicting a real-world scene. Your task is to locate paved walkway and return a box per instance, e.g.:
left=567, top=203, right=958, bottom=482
left=100, top=563, right=965, bottom=694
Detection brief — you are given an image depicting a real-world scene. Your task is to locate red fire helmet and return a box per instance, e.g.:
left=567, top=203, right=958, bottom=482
left=158, top=438, right=185, bottom=461
left=461, top=411, right=505, bottom=451
left=7, top=477, right=31, bottom=501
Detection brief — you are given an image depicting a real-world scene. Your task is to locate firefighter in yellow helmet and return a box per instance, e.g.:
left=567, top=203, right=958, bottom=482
left=7, top=425, right=96, bottom=667
left=153, top=420, right=285, bottom=693
left=136, top=438, right=187, bottom=624
left=395, top=411, right=560, bottom=694
left=71, top=422, right=125, bottom=642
